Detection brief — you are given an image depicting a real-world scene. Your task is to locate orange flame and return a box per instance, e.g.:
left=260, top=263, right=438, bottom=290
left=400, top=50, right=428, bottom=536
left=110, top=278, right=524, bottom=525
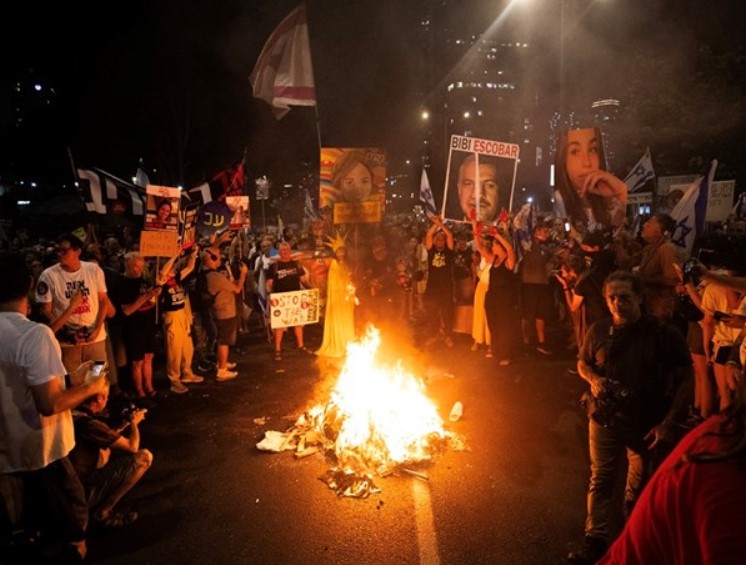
left=309, top=326, right=446, bottom=474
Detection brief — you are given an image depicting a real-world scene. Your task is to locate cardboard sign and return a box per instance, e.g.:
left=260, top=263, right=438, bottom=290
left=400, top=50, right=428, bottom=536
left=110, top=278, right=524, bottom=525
left=269, top=289, right=320, bottom=329
left=705, top=180, right=735, bottom=222
left=333, top=200, right=382, bottom=224
left=627, top=192, right=653, bottom=205
left=140, top=230, right=179, bottom=258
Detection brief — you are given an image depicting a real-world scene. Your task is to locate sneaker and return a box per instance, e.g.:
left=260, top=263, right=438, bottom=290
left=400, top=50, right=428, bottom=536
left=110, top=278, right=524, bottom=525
left=226, top=362, right=237, bottom=370
left=566, top=535, right=608, bottom=564
left=182, top=374, right=205, bottom=384
left=197, top=361, right=216, bottom=372
left=216, top=368, right=238, bottom=381
left=536, top=344, right=553, bottom=355
left=170, top=382, right=189, bottom=394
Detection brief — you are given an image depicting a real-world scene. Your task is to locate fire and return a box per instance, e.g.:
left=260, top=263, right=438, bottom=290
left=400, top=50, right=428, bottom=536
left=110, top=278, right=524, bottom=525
left=309, top=326, right=447, bottom=476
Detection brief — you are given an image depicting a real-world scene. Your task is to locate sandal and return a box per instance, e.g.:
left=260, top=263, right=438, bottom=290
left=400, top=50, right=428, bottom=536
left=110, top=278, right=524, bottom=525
left=274, top=351, right=282, bottom=362
left=93, top=510, right=138, bottom=529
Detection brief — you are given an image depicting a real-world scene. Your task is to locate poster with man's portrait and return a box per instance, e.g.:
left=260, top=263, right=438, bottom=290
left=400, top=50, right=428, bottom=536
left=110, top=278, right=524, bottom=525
left=442, top=135, right=519, bottom=223
left=319, top=147, right=387, bottom=224
left=226, top=195, right=251, bottom=230
left=144, top=185, right=181, bottom=232
left=179, top=202, right=200, bottom=249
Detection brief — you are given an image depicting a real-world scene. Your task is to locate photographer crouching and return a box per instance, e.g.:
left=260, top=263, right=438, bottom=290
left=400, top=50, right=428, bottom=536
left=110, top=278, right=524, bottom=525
left=68, top=377, right=152, bottom=529
left=567, top=271, right=693, bottom=564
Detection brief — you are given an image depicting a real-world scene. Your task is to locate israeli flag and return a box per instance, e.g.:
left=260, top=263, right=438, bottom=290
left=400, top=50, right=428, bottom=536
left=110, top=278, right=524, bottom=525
left=419, top=169, right=437, bottom=216
left=624, top=148, right=655, bottom=193
left=670, top=160, right=717, bottom=254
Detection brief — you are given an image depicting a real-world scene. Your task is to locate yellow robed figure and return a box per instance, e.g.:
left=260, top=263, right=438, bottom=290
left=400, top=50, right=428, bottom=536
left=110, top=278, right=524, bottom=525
left=316, top=232, right=356, bottom=358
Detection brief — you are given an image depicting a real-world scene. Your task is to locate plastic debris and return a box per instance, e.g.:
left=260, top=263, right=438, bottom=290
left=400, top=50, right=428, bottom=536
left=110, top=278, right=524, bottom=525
left=449, top=401, right=464, bottom=422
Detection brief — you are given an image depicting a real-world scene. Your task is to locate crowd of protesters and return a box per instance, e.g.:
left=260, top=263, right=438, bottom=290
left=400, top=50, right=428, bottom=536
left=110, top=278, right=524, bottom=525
left=2, top=202, right=746, bottom=562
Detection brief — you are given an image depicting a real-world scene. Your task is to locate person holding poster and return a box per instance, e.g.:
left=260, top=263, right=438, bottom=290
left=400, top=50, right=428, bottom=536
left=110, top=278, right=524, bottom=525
left=554, top=127, right=628, bottom=231
left=266, top=242, right=311, bottom=361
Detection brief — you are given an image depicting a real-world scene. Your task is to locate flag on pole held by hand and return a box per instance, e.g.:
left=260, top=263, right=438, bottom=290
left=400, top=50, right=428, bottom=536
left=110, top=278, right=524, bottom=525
left=250, top=5, right=316, bottom=119
left=419, top=169, right=437, bottom=216
left=624, top=148, right=655, bottom=193
left=78, top=168, right=146, bottom=216
left=669, top=160, right=717, bottom=255
left=188, top=161, right=245, bottom=206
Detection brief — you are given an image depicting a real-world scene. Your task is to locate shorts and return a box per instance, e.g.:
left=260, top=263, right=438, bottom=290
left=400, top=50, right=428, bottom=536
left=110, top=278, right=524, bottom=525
left=12, top=457, right=87, bottom=543
left=124, top=321, right=156, bottom=362
left=216, top=317, right=237, bottom=346
left=713, top=344, right=734, bottom=365
left=86, top=454, right=140, bottom=514
left=686, top=322, right=705, bottom=356
left=521, top=283, right=554, bottom=321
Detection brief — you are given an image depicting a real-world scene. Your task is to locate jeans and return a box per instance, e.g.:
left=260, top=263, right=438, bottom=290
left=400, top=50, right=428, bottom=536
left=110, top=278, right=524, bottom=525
left=585, top=419, right=650, bottom=540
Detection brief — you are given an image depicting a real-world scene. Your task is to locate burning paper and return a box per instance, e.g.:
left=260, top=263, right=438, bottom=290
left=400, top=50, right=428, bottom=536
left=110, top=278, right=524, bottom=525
left=257, top=326, right=460, bottom=497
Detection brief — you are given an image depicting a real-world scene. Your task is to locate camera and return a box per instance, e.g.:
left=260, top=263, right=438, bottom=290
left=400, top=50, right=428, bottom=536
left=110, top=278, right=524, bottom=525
left=586, top=380, right=634, bottom=426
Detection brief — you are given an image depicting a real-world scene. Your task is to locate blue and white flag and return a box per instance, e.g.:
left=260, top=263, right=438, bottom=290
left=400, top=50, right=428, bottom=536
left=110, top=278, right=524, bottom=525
left=670, top=160, right=717, bottom=255
left=419, top=168, right=437, bottom=216
left=304, top=189, right=317, bottom=220
left=624, top=148, right=655, bottom=193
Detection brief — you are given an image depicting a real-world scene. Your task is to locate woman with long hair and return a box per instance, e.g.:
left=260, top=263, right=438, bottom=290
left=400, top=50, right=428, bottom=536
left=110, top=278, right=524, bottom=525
left=554, top=128, right=627, bottom=231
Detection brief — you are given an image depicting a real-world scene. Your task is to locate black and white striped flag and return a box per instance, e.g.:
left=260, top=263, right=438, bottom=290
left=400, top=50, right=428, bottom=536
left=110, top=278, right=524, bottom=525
left=77, top=168, right=146, bottom=215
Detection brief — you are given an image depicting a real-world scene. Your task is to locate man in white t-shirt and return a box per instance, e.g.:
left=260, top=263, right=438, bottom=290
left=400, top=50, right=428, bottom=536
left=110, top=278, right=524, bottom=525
left=0, top=251, right=107, bottom=561
left=36, top=233, right=110, bottom=384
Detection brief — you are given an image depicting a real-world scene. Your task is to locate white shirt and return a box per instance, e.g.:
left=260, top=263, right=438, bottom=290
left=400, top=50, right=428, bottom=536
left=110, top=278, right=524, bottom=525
left=35, top=261, right=107, bottom=343
left=0, top=312, right=75, bottom=472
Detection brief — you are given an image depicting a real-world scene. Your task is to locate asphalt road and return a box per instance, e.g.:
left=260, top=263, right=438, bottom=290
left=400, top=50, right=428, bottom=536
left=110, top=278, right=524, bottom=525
left=86, top=320, right=602, bottom=565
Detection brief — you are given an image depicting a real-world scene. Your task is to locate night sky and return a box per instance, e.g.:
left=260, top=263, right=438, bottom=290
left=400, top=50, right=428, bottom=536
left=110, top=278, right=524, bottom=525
left=2, top=0, right=745, bottom=196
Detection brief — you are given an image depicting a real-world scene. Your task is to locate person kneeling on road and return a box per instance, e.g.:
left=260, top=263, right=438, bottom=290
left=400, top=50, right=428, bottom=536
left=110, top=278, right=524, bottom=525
left=68, top=379, right=152, bottom=528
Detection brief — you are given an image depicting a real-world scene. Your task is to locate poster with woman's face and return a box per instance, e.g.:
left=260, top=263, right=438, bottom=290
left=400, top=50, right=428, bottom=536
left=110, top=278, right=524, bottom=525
left=442, top=135, right=519, bottom=223
left=320, top=147, right=387, bottom=224
left=554, top=128, right=628, bottom=230
left=226, top=195, right=251, bottom=230
left=144, top=185, right=181, bottom=232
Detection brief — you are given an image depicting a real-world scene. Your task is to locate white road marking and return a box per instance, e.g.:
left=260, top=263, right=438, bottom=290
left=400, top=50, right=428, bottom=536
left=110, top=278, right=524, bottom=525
left=412, top=478, right=441, bottom=565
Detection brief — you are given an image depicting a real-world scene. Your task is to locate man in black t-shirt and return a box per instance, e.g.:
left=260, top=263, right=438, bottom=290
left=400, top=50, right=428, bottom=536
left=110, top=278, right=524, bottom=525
left=424, top=216, right=455, bottom=347
left=266, top=242, right=309, bottom=361
left=567, top=270, right=692, bottom=564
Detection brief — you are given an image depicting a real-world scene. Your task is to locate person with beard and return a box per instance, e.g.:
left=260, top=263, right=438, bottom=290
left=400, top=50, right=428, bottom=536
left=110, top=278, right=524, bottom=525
left=567, top=271, right=693, bottom=564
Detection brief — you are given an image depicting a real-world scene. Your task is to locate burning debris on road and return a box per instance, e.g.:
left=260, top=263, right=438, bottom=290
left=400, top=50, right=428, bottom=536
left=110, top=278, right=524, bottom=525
left=256, top=326, right=466, bottom=497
